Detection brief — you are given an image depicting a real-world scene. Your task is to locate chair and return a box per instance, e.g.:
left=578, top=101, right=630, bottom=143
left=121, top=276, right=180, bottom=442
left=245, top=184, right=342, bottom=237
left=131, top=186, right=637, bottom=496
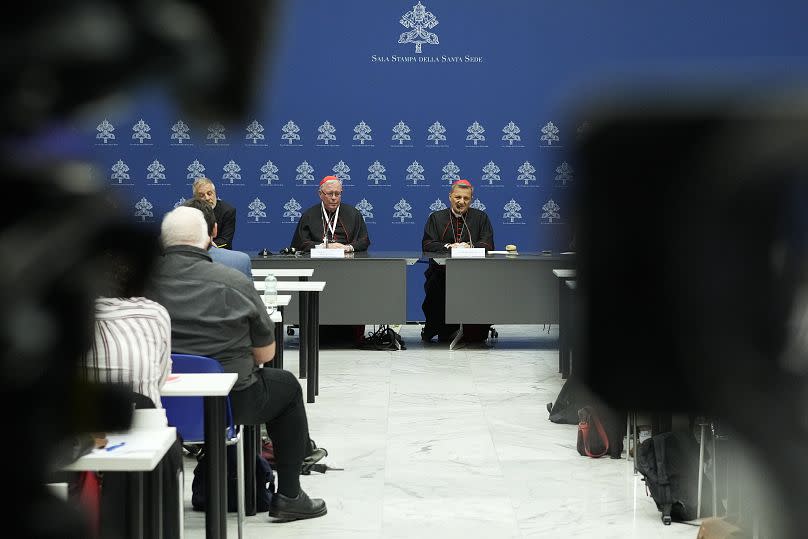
left=162, top=354, right=246, bottom=539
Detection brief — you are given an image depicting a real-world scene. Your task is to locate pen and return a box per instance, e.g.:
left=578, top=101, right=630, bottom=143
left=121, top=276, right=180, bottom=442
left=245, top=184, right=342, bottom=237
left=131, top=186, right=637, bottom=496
left=105, top=442, right=126, bottom=452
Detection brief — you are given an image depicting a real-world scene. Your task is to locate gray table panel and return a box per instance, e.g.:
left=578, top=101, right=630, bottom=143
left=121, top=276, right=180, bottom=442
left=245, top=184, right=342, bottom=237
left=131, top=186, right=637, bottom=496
left=445, top=257, right=575, bottom=324
left=252, top=255, right=409, bottom=324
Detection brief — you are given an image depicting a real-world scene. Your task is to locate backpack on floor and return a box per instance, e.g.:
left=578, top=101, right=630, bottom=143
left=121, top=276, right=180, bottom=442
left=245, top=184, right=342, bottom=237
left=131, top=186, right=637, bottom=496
left=636, top=431, right=708, bottom=524
left=192, top=445, right=274, bottom=513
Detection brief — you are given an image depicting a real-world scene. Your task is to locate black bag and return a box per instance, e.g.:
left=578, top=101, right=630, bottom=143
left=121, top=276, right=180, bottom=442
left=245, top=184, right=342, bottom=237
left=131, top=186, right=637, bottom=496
left=549, top=378, right=592, bottom=424
left=636, top=431, right=707, bottom=524
left=191, top=445, right=275, bottom=513
left=576, top=406, right=610, bottom=458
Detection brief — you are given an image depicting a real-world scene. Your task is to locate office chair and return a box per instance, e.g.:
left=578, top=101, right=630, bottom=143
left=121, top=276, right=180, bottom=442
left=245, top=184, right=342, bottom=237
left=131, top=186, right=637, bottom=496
left=162, top=354, right=245, bottom=539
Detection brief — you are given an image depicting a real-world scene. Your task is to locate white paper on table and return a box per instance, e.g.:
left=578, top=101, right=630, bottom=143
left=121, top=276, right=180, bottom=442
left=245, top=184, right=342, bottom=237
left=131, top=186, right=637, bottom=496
left=310, top=247, right=345, bottom=258
left=451, top=247, right=486, bottom=258
left=487, top=250, right=519, bottom=255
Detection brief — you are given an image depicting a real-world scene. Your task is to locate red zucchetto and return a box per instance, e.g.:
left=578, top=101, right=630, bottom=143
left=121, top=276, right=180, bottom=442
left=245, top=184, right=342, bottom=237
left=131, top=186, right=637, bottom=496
left=320, top=175, right=341, bottom=186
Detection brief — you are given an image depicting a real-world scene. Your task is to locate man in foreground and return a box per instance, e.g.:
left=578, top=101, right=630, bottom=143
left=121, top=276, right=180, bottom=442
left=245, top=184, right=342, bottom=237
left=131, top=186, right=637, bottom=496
left=145, top=206, right=327, bottom=521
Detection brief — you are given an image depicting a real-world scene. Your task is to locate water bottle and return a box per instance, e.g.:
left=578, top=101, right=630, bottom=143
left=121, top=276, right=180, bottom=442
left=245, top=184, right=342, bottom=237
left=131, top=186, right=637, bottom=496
left=263, top=273, right=278, bottom=314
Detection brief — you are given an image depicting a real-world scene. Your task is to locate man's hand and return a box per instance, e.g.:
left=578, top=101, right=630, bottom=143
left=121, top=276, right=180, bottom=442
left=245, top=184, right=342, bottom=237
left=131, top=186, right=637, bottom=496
left=253, top=343, right=276, bottom=366
left=327, top=242, right=346, bottom=249
left=90, top=433, right=108, bottom=449
left=449, top=242, right=470, bottom=249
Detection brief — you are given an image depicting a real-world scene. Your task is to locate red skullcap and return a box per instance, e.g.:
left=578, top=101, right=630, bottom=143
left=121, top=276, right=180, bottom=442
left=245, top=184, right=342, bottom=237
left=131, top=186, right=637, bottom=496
left=453, top=179, right=472, bottom=187
left=320, top=175, right=341, bottom=186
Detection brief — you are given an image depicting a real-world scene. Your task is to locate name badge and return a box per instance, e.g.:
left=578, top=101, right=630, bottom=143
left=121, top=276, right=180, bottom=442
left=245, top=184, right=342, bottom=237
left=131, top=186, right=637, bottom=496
left=451, top=247, right=486, bottom=258
left=310, top=247, right=345, bottom=258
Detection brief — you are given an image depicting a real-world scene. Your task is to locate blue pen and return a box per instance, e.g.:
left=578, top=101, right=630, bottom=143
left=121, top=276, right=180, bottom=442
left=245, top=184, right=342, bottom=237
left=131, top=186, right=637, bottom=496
left=105, top=442, right=126, bottom=452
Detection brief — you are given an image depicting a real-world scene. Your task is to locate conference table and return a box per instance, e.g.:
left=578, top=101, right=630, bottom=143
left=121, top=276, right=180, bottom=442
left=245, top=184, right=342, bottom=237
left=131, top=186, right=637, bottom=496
left=252, top=250, right=575, bottom=328
left=428, top=252, right=577, bottom=323
left=251, top=251, right=418, bottom=325
left=421, top=252, right=575, bottom=348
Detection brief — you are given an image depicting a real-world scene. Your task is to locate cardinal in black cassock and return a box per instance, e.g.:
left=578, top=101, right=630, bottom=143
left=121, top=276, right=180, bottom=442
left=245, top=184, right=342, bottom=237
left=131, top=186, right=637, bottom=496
left=290, top=175, right=370, bottom=253
left=290, top=175, right=370, bottom=346
left=421, top=179, right=494, bottom=342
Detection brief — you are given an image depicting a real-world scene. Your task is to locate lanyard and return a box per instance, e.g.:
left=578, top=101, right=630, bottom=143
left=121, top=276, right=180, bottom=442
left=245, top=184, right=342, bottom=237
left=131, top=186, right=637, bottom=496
left=321, top=202, right=340, bottom=244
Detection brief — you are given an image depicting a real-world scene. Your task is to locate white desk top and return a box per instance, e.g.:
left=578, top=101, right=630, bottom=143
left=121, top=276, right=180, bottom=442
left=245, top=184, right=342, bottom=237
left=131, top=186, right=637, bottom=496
left=553, top=269, right=577, bottom=278
left=252, top=268, right=315, bottom=278
left=61, top=427, right=176, bottom=472
left=276, top=281, right=326, bottom=292
left=160, top=372, right=237, bottom=397
left=255, top=280, right=326, bottom=292
left=261, top=294, right=291, bottom=306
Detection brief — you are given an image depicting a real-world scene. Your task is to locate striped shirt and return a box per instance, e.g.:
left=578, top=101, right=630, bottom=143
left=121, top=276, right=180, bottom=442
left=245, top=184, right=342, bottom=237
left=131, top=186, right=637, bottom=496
left=80, top=297, right=172, bottom=407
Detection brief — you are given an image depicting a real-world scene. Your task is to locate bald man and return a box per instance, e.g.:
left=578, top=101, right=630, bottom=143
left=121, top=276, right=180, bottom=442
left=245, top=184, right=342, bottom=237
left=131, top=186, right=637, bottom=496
left=290, top=175, right=370, bottom=252
left=145, top=206, right=327, bottom=520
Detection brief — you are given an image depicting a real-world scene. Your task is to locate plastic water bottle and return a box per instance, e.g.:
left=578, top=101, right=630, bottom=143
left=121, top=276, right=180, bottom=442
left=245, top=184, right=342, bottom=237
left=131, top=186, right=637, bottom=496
left=263, top=273, right=278, bottom=314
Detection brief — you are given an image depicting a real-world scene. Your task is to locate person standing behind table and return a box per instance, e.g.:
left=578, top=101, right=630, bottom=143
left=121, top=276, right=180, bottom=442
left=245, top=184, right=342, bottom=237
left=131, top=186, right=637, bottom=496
left=193, top=176, right=236, bottom=249
left=144, top=206, right=327, bottom=521
left=183, top=197, right=252, bottom=277
left=421, top=179, right=494, bottom=343
left=290, top=175, right=370, bottom=253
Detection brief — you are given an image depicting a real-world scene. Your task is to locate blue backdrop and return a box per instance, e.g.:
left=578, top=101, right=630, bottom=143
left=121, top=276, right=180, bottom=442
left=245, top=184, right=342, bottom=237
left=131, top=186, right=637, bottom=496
left=78, top=0, right=808, bottom=321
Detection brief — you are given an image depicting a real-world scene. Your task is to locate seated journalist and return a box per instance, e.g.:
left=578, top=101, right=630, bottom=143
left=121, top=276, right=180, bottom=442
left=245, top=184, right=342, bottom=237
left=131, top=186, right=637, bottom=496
left=421, top=179, right=494, bottom=343
left=77, top=250, right=182, bottom=538
left=144, top=206, right=327, bottom=521
left=183, top=197, right=252, bottom=277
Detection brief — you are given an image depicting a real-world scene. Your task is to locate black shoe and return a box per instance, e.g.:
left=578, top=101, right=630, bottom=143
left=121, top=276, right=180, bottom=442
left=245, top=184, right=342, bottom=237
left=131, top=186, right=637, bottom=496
left=268, top=490, right=327, bottom=521
left=421, top=328, right=437, bottom=342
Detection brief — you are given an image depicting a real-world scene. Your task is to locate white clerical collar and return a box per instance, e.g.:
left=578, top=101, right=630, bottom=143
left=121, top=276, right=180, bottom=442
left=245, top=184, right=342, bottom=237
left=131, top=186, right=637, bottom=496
left=451, top=209, right=466, bottom=218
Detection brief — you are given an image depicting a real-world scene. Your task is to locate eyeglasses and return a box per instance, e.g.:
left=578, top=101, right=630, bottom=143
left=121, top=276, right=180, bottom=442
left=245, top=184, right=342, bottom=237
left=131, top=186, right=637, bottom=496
left=321, top=191, right=342, bottom=198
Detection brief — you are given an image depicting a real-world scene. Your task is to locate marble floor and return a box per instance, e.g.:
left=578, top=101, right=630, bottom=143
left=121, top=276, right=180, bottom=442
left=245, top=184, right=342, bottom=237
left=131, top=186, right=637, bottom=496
left=181, top=324, right=701, bottom=539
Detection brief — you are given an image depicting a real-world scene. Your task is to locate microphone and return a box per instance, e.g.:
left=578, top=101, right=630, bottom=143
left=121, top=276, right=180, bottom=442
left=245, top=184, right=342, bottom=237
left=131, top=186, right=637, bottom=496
left=461, top=214, right=474, bottom=247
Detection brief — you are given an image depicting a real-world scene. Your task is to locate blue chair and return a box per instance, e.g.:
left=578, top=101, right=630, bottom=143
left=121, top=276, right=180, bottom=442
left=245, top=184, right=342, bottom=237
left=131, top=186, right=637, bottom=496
left=162, top=354, right=245, bottom=539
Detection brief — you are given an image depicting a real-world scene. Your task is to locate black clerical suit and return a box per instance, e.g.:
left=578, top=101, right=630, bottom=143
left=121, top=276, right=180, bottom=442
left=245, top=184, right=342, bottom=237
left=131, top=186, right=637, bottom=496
left=213, top=199, right=236, bottom=249
left=291, top=203, right=370, bottom=252
left=421, top=207, right=494, bottom=342
left=290, top=202, right=370, bottom=345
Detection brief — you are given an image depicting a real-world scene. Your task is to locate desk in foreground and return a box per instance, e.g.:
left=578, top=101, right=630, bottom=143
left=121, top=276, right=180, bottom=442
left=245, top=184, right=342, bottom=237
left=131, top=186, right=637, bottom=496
left=161, top=372, right=237, bottom=539
left=63, top=427, right=177, bottom=539
left=62, top=427, right=176, bottom=472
